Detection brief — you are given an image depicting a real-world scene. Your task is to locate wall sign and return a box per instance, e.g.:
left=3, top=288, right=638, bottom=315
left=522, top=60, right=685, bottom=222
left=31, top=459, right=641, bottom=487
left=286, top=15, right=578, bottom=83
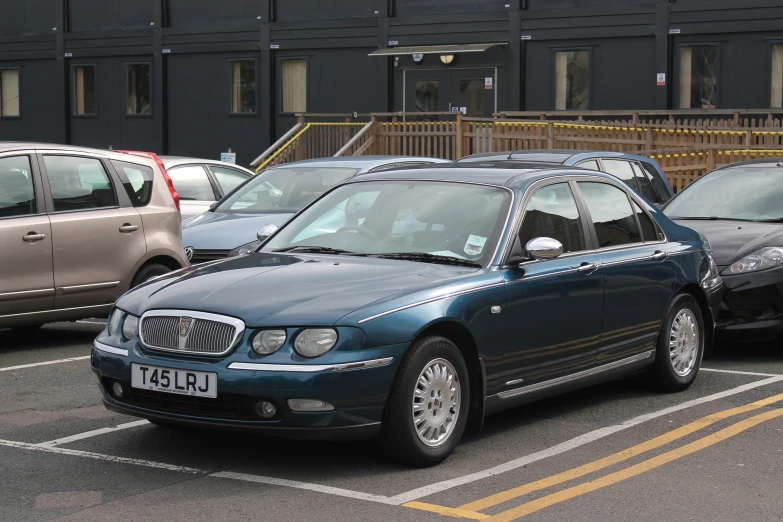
left=485, top=77, right=493, bottom=89
left=669, top=28, right=681, bottom=34
left=412, top=53, right=424, bottom=63
left=270, top=44, right=280, bottom=49
left=521, top=35, right=532, bottom=40
left=221, top=152, right=237, bottom=164
left=657, top=73, right=666, bottom=86
left=162, top=49, right=171, bottom=54
left=64, top=52, right=73, bottom=57
left=388, top=40, right=399, bottom=46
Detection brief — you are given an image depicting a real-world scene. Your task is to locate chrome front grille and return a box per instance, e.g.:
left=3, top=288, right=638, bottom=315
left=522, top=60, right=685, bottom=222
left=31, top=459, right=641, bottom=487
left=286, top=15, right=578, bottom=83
left=139, top=310, right=245, bottom=356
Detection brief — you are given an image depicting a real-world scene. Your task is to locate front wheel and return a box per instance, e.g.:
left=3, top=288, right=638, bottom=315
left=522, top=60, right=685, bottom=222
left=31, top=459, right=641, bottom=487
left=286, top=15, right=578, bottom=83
left=130, top=264, right=171, bottom=288
left=649, top=293, right=704, bottom=392
left=379, top=336, right=469, bottom=467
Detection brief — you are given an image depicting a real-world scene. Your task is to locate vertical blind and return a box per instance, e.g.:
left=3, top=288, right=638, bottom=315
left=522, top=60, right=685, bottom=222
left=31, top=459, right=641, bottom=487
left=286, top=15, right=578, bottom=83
left=0, top=70, right=19, bottom=116
left=282, top=59, right=307, bottom=113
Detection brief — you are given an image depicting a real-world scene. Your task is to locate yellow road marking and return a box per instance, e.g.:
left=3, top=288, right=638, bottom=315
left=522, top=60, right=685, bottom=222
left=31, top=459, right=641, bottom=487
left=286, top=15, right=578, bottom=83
left=460, top=391, right=783, bottom=512
left=404, top=501, right=488, bottom=520
left=484, top=408, right=783, bottom=521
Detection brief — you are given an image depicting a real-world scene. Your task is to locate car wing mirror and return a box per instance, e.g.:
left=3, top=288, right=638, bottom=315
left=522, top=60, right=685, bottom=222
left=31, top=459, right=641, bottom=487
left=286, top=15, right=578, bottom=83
left=525, top=237, right=564, bottom=260
left=257, top=224, right=279, bottom=241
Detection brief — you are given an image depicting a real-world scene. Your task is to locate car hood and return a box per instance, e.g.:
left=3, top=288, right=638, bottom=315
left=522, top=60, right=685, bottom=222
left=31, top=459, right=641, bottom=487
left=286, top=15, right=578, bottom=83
left=672, top=219, right=783, bottom=266
left=116, top=253, right=479, bottom=327
left=181, top=212, right=293, bottom=250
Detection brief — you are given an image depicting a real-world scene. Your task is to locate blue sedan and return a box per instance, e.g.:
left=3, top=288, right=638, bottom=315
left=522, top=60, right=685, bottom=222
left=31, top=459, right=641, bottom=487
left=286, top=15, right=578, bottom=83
left=93, top=165, right=722, bottom=466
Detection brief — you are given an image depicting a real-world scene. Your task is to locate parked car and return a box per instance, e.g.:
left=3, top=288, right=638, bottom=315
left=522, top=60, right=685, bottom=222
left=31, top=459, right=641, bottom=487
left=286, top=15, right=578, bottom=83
left=458, top=150, right=674, bottom=206
left=663, top=158, right=783, bottom=338
left=181, top=156, right=450, bottom=263
left=117, top=153, right=254, bottom=220
left=93, top=163, right=721, bottom=466
left=0, top=143, right=188, bottom=329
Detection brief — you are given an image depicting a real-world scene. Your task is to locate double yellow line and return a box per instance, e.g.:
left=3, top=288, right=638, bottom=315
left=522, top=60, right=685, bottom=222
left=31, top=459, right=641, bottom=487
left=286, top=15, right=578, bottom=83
left=404, top=391, right=783, bottom=521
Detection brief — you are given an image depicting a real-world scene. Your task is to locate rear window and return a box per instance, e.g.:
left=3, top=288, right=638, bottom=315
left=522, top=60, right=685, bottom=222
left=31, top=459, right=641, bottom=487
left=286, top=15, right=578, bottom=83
left=111, top=160, right=154, bottom=207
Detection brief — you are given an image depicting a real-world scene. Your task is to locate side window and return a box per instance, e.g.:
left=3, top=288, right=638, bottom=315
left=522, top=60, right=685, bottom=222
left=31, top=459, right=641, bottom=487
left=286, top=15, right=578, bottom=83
left=575, top=159, right=600, bottom=171
left=111, top=160, right=154, bottom=207
left=640, top=161, right=672, bottom=204
left=167, top=165, right=217, bottom=201
left=601, top=159, right=640, bottom=193
left=209, top=165, right=250, bottom=195
left=577, top=182, right=642, bottom=248
left=630, top=162, right=657, bottom=203
left=0, top=155, right=36, bottom=218
left=43, top=156, right=117, bottom=212
left=633, top=201, right=660, bottom=242
left=518, top=183, right=585, bottom=254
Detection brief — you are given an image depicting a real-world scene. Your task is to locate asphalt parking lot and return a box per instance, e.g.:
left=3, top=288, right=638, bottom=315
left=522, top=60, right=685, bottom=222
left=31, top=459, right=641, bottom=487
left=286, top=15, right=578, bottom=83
left=1, top=322, right=781, bottom=522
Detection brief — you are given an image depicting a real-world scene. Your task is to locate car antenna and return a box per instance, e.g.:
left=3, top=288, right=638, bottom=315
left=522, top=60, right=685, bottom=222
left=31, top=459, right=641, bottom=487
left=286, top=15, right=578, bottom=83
left=507, top=150, right=523, bottom=160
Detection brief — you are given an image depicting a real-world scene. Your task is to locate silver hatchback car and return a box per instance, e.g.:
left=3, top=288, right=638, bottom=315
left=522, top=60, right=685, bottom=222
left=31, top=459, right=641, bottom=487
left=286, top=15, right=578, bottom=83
left=0, top=144, right=188, bottom=329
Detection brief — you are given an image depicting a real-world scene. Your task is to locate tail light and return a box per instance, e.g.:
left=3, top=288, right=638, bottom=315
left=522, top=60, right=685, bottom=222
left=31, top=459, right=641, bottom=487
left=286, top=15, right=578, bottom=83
left=115, top=150, right=180, bottom=211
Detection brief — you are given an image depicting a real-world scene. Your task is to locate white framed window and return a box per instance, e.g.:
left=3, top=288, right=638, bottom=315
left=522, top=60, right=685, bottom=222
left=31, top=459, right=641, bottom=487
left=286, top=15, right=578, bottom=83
left=678, top=45, right=718, bottom=109
left=230, top=60, right=257, bottom=114
left=0, top=69, right=20, bottom=117
left=73, top=65, right=97, bottom=115
left=281, top=59, right=307, bottom=113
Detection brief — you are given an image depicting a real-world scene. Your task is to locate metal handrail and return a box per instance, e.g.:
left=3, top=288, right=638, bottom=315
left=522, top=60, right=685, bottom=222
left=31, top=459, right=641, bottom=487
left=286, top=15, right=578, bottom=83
left=250, top=123, right=304, bottom=168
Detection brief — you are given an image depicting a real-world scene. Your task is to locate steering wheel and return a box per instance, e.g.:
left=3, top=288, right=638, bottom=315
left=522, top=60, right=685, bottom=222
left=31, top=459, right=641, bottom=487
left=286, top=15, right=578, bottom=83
left=336, top=224, right=381, bottom=243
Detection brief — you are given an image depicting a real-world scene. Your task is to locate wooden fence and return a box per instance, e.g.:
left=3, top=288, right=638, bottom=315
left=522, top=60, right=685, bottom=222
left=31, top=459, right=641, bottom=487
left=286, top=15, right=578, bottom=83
left=250, top=112, right=783, bottom=188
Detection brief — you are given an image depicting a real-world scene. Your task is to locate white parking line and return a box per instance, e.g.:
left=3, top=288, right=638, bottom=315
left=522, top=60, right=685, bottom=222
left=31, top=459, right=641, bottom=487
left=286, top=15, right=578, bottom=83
left=0, top=356, right=90, bottom=373
left=701, top=367, right=783, bottom=377
left=36, top=420, right=149, bottom=447
left=0, top=373, right=780, bottom=505
left=0, top=438, right=203, bottom=474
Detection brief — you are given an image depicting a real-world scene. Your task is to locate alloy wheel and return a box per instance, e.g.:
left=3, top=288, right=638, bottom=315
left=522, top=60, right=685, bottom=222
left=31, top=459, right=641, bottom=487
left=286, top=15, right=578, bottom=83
left=411, top=358, right=461, bottom=447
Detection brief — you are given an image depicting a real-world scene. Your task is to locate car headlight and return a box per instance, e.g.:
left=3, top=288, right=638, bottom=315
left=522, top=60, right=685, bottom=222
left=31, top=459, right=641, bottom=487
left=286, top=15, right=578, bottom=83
left=229, top=240, right=262, bottom=258
left=294, top=328, right=338, bottom=358
left=701, top=252, right=722, bottom=290
left=108, top=308, right=123, bottom=336
left=121, top=314, right=139, bottom=340
left=724, top=247, right=783, bottom=275
left=252, top=329, right=287, bottom=355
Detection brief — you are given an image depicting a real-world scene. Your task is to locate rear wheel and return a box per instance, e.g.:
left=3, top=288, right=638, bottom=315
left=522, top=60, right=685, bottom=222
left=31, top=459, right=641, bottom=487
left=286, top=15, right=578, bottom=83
left=379, top=336, right=469, bottom=467
left=649, top=293, right=704, bottom=392
left=131, top=264, right=171, bottom=288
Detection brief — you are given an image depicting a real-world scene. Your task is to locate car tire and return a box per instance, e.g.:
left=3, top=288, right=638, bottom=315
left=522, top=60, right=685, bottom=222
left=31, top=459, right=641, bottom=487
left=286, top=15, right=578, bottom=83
left=131, top=264, right=171, bottom=289
left=649, top=293, right=704, bottom=393
left=379, top=336, right=470, bottom=467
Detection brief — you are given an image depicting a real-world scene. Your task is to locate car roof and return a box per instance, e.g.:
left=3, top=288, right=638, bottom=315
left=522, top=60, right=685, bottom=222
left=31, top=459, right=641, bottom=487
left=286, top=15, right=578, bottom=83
left=268, top=155, right=451, bottom=171
left=0, top=141, right=162, bottom=165
left=352, top=164, right=620, bottom=190
left=159, top=156, right=254, bottom=173
left=712, top=157, right=783, bottom=170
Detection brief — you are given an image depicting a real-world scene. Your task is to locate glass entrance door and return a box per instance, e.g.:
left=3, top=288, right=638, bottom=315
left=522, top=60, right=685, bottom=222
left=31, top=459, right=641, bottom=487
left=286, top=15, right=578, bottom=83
left=405, top=68, right=496, bottom=119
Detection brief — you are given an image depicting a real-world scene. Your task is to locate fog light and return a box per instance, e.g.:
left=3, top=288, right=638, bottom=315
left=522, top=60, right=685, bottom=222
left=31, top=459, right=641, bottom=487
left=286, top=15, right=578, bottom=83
left=112, top=381, right=124, bottom=398
left=287, top=399, right=335, bottom=412
left=255, top=401, right=277, bottom=419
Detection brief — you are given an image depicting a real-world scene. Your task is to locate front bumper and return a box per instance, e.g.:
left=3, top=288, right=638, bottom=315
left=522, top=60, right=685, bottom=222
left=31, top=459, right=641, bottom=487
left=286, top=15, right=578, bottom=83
left=715, top=266, right=783, bottom=335
left=92, top=339, right=407, bottom=438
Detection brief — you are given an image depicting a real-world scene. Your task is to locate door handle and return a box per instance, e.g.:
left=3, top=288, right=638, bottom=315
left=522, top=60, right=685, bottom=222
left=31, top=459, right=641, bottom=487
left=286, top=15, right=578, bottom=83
left=23, top=232, right=46, bottom=242
left=577, top=262, right=598, bottom=274
left=651, top=250, right=669, bottom=261
left=119, top=224, right=139, bottom=233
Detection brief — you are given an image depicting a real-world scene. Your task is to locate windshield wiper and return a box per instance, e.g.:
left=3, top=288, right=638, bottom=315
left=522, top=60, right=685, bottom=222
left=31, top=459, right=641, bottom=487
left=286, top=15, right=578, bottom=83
left=273, top=246, right=356, bottom=255
left=366, top=252, right=482, bottom=268
left=752, top=218, right=783, bottom=223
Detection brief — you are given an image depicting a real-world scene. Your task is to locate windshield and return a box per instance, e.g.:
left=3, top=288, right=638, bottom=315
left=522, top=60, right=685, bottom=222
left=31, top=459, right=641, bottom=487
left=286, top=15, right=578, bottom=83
left=664, top=166, right=783, bottom=221
left=216, top=166, right=360, bottom=214
left=262, top=181, right=512, bottom=267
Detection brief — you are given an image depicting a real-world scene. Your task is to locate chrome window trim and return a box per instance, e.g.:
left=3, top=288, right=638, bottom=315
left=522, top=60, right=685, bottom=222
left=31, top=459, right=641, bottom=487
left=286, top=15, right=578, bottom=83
left=497, top=350, right=653, bottom=399
left=357, top=282, right=506, bottom=324
left=94, top=341, right=128, bottom=357
left=227, top=357, right=394, bottom=373
left=139, top=309, right=246, bottom=357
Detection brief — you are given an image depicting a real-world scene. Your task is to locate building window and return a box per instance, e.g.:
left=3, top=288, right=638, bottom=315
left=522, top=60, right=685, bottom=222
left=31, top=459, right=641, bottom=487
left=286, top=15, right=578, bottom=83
left=73, top=65, right=97, bottom=115
left=555, top=50, right=589, bottom=110
left=281, top=59, right=307, bottom=113
left=127, top=64, right=151, bottom=115
left=772, top=44, right=783, bottom=108
left=230, top=60, right=256, bottom=114
left=0, top=69, right=20, bottom=117
left=679, top=46, right=718, bottom=109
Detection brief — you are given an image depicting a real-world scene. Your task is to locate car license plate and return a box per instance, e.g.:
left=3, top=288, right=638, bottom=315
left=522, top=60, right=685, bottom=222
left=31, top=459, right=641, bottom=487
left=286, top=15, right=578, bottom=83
left=131, top=363, right=217, bottom=399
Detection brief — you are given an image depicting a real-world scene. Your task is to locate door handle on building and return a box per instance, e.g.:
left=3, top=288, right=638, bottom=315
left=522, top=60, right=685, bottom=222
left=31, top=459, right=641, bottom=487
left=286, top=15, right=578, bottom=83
left=23, top=232, right=46, bottom=242
left=119, top=224, right=139, bottom=233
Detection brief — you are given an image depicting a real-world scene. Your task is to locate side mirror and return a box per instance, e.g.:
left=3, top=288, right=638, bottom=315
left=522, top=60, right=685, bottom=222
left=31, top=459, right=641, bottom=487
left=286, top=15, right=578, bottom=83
left=257, top=224, right=279, bottom=241
left=525, top=237, right=563, bottom=260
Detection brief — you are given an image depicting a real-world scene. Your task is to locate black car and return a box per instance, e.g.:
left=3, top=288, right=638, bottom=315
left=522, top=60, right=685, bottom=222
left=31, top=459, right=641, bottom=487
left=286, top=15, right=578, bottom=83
left=663, top=159, right=783, bottom=338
